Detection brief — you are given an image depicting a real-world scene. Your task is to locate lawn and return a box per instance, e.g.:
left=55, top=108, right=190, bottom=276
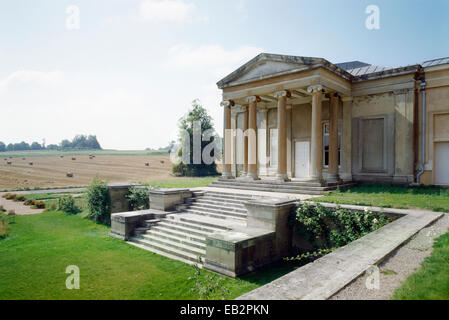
left=315, top=184, right=449, bottom=212
left=0, top=210, right=297, bottom=300
left=392, top=231, right=449, bottom=300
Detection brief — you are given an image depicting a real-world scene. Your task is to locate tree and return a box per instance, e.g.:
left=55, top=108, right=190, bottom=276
left=31, top=142, right=43, bottom=150
left=0, top=142, right=5, bottom=152
left=172, top=99, right=219, bottom=177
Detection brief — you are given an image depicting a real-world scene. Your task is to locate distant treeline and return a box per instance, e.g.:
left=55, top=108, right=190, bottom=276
left=0, top=135, right=102, bottom=152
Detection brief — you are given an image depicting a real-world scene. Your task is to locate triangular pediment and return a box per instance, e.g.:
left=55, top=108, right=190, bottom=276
left=217, top=53, right=327, bottom=89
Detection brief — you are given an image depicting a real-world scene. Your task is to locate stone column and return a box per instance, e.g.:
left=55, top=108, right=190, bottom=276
left=230, top=108, right=238, bottom=177
left=274, top=90, right=291, bottom=181
left=340, top=97, right=353, bottom=182
left=307, top=85, right=324, bottom=183
left=221, top=100, right=235, bottom=179
left=243, top=106, right=249, bottom=176
left=327, top=93, right=340, bottom=183
left=246, top=96, right=260, bottom=180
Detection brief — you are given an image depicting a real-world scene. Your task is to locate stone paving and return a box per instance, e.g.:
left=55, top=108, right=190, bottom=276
left=191, top=186, right=318, bottom=201
left=237, top=206, right=444, bottom=300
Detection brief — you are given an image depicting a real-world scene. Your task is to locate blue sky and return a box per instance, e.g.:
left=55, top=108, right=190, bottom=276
left=1, top=0, right=448, bottom=150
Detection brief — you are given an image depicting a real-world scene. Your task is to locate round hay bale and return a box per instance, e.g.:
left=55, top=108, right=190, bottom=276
left=29, top=162, right=33, bottom=166
left=60, top=156, right=64, bottom=158
left=145, top=163, right=150, bottom=166
left=66, top=172, right=73, bottom=178
left=22, top=158, right=26, bottom=160
left=71, top=157, right=76, bottom=161
left=160, top=160, right=165, bottom=164
left=7, top=161, right=12, bottom=165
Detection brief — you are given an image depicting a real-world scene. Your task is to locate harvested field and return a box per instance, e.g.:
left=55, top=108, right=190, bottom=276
left=0, top=154, right=200, bottom=190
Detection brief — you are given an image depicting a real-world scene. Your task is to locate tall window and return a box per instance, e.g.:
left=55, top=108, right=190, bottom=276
left=323, top=122, right=341, bottom=167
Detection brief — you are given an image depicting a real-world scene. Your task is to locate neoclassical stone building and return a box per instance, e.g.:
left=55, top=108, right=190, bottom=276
left=216, top=53, right=449, bottom=187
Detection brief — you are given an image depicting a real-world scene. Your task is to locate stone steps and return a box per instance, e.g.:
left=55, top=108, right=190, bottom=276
left=181, top=208, right=247, bottom=221
left=129, top=191, right=250, bottom=266
left=130, top=236, right=203, bottom=264
left=208, top=180, right=354, bottom=195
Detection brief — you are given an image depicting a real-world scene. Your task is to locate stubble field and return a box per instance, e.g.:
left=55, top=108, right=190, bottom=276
left=0, top=151, right=203, bottom=190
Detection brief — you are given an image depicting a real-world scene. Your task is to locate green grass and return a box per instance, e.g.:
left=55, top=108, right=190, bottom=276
left=145, top=177, right=218, bottom=189
left=315, top=184, right=449, bottom=212
left=0, top=149, right=166, bottom=158
left=392, top=232, right=449, bottom=300
left=0, top=210, right=297, bottom=300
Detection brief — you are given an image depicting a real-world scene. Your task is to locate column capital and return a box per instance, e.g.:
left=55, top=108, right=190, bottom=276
left=245, top=96, right=261, bottom=104
left=273, top=90, right=292, bottom=98
left=307, top=84, right=324, bottom=94
left=220, top=100, right=235, bottom=108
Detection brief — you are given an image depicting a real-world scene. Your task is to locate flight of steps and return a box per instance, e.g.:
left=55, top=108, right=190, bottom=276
left=208, top=179, right=355, bottom=195
left=129, top=191, right=252, bottom=266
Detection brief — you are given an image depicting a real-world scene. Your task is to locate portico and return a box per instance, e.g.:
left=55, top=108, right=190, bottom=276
left=219, top=54, right=352, bottom=186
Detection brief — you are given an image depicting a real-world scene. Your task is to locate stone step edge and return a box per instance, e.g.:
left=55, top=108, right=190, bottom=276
left=144, top=229, right=206, bottom=248
left=141, top=234, right=206, bottom=256
left=127, top=239, right=203, bottom=267
left=130, top=237, right=204, bottom=262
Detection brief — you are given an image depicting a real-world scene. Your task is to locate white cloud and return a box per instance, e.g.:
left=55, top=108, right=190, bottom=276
left=0, top=70, right=63, bottom=90
left=138, top=0, right=205, bottom=23
left=168, top=44, right=263, bottom=77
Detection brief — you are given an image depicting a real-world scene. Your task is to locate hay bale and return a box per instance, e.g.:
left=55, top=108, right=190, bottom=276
left=160, top=160, right=165, bottom=164
left=6, top=161, right=12, bottom=165
left=22, top=158, right=26, bottom=160
left=145, top=163, right=150, bottom=167
left=71, top=157, right=76, bottom=161
left=60, top=156, right=64, bottom=158
left=66, top=172, right=73, bottom=178
left=29, top=162, right=33, bottom=166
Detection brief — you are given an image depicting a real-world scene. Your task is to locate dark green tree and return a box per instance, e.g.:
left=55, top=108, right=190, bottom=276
left=172, top=99, right=219, bottom=177
left=0, top=142, right=5, bottom=152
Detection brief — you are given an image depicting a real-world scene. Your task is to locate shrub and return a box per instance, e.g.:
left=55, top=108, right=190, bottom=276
left=33, top=201, right=46, bottom=209
left=14, top=195, right=26, bottom=202
left=87, top=177, right=111, bottom=225
left=58, top=195, right=77, bottom=214
left=0, top=205, right=5, bottom=212
left=126, top=187, right=150, bottom=211
left=0, top=215, right=8, bottom=239
left=288, top=203, right=392, bottom=262
left=49, top=202, right=57, bottom=211
left=24, top=199, right=34, bottom=206
left=5, top=194, right=16, bottom=200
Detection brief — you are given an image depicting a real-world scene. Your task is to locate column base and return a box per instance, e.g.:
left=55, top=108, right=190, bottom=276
left=308, top=174, right=325, bottom=186
left=325, top=173, right=340, bottom=184
left=276, top=173, right=290, bottom=182
left=221, top=172, right=235, bottom=179
left=245, top=172, right=260, bottom=181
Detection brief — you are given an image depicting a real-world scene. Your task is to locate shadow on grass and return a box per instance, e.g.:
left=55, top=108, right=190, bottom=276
left=240, top=260, right=307, bottom=286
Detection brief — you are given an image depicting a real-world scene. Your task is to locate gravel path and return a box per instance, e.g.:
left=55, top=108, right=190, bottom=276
left=330, top=213, right=449, bottom=300
left=0, top=194, right=45, bottom=215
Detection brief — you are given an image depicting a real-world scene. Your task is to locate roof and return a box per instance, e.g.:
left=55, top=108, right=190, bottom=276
left=217, top=53, right=449, bottom=89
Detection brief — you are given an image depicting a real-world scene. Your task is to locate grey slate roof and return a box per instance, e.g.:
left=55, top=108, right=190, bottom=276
left=421, top=57, right=449, bottom=68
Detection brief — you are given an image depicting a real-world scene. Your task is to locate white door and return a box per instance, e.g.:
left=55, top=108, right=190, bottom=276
left=435, top=142, right=449, bottom=185
left=295, top=141, right=310, bottom=178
